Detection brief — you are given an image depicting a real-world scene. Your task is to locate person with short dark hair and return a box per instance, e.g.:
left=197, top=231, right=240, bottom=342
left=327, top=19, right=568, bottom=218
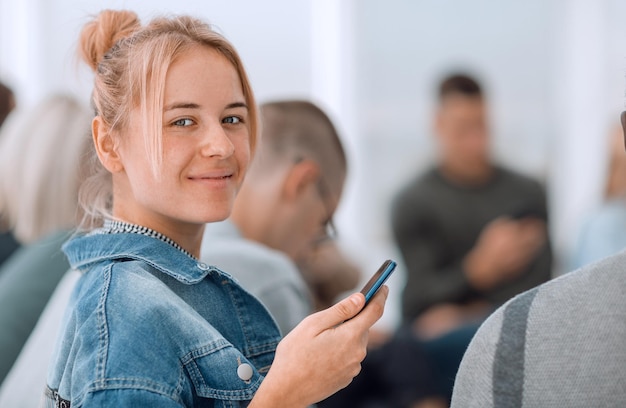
left=438, top=74, right=482, bottom=99
left=390, top=72, right=552, bottom=400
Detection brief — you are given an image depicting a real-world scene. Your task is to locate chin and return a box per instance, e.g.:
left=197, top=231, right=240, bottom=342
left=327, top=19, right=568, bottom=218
left=188, top=193, right=236, bottom=222
left=176, top=206, right=232, bottom=226
left=206, top=213, right=231, bottom=223
left=203, top=205, right=233, bottom=224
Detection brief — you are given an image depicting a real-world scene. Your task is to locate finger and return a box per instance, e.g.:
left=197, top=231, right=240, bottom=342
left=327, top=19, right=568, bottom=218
left=518, top=220, right=544, bottom=235
left=518, top=229, right=546, bottom=247
left=345, top=286, right=389, bottom=330
left=486, top=217, right=510, bottom=229
left=307, top=292, right=365, bottom=331
left=519, top=217, right=545, bottom=227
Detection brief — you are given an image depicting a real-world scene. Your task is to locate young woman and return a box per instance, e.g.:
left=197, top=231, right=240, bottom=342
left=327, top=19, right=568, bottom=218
left=44, top=9, right=388, bottom=408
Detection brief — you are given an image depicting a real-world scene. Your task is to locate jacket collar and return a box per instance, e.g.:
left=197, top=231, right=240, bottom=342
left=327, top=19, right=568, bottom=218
left=62, top=231, right=216, bottom=284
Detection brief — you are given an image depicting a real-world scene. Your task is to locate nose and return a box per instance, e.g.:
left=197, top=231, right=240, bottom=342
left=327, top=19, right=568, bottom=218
left=200, top=124, right=235, bottom=158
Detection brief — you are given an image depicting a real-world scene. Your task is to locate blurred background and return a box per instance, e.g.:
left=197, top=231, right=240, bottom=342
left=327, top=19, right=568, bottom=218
left=1, top=0, right=625, bottom=329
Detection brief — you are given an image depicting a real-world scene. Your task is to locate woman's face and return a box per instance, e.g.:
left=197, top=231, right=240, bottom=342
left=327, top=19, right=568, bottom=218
left=113, top=45, right=251, bottom=231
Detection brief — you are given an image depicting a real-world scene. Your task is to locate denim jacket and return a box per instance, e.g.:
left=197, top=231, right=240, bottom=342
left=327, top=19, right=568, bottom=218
left=44, top=230, right=281, bottom=407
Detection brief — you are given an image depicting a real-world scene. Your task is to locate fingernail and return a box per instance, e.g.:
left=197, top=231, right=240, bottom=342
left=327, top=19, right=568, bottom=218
left=350, top=294, right=360, bottom=306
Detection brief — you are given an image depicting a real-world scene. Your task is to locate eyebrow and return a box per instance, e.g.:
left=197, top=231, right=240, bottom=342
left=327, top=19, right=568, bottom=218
left=225, top=102, right=248, bottom=110
left=164, top=102, right=199, bottom=111
left=164, top=101, right=248, bottom=111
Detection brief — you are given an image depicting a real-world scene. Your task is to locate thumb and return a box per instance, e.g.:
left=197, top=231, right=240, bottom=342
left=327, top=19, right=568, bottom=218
left=310, top=293, right=365, bottom=331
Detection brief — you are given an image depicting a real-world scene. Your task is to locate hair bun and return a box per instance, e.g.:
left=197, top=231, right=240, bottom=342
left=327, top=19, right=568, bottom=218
left=79, top=9, right=140, bottom=71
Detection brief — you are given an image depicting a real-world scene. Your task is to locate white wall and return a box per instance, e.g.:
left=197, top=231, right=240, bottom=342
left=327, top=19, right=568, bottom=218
left=0, top=0, right=314, bottom=107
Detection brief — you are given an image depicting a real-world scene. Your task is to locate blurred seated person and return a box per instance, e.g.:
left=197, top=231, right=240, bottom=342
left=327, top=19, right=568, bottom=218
left=297, top=238, right=360, bottom=312
left=0, top=81, right=14, bottom=127
left=0, top=94, right=92, bottom=385
left=0, top=80, right=18, bottom=267
left=201, top=100, right=359, bottom=334
left=570, top=122, right=626, bottom=269
left=390, top=73, right=552, bottom=399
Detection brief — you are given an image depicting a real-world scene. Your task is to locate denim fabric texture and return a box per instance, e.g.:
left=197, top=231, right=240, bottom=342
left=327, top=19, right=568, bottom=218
left=45, top=231, right=281, bottom=407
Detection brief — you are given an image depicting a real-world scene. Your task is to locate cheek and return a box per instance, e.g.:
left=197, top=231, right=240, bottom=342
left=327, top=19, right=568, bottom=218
left=234, top=138, right=252, bottom=175
left=238, top=148, right=251, bottom=173
left=443, top=134, right=465, bottom=156
left=162, top=137, right=193, bottom=166
left=118, top=141, right=153, bottom=183
left=124, top=141, right=185, bottom=194
left=465, top=133, right=488, bottom=154
left=304, top=209, right=326, bottom=244
left=289, top=206, right=320, bottom=249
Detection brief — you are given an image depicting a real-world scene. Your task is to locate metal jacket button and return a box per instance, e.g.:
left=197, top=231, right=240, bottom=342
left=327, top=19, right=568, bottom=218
left=237, top=363, right=253, bottom=381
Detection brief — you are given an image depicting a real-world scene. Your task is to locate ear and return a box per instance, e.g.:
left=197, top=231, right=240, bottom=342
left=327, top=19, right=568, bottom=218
left=92, top=116, right=123, bottom=173
left=282, top=159, right=320, bottom=202
left=621, top=111, right=626, bottom=152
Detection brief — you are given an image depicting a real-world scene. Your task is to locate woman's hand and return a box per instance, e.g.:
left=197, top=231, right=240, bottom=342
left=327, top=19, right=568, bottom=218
left=249, top=286, right=389, bottom=408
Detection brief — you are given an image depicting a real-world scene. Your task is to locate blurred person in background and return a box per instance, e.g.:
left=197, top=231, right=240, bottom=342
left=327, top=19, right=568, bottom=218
left=0, top=81, right=15, bottom=127
left=570, top=122, right=626, bottom=269
left=0, top=80, right=19, bottom=267
left=296, top=238, right=361, bottom=312
left=0, top=94, right=92, bottom=386
left=390, top=73, right=552, bottom=402
left=201, top=100, right=360, bottom=335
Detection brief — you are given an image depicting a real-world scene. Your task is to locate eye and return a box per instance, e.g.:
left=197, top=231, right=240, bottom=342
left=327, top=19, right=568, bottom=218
left=172, top=118, right=194, bottom=127
left=222, top=116, right=242, bottom=124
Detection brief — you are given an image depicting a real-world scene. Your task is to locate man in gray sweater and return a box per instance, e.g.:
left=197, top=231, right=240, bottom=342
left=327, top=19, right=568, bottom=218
left=451, top=112, right=626, bottom=407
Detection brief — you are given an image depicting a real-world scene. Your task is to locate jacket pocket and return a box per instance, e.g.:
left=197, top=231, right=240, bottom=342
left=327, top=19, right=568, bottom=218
left=183, top=340, right=264, bottom=407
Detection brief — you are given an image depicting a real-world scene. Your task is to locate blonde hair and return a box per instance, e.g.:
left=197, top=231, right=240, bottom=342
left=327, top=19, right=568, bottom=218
left=78, top=10, right=258, bottom=229
left=0, top=94, right=92, bottom=243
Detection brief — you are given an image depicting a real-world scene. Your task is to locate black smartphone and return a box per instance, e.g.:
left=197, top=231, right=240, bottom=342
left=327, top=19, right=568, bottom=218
left=360, top=259, right=397, bottom=305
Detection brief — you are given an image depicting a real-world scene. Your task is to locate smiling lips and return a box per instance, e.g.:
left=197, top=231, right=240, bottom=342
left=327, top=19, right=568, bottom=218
left=188, top=170, right=234, bottom=185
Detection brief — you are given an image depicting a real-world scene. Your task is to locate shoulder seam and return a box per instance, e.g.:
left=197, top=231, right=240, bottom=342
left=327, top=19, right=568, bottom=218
left=96, top=263, right=113, bottom=380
